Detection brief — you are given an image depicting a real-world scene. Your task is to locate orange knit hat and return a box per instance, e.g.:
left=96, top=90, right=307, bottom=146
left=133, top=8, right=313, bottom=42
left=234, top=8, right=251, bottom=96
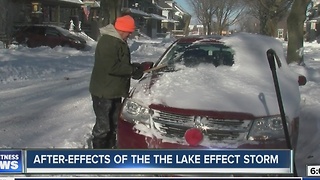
left=115, top=15, right=135, bottom=33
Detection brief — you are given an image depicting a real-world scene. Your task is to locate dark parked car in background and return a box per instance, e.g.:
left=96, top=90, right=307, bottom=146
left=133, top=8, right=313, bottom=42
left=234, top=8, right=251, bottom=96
left=12, top=24, right=87, bottom=50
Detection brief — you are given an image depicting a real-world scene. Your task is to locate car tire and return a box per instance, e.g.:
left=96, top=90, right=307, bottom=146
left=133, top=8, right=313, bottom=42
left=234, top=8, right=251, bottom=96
left=26, top=40, right=31, bottom=47
left=62, top=43, right=71, bottom=48
left=26, top=40, right=35, bottom=48
left=20, top=38, right=28, bottom=47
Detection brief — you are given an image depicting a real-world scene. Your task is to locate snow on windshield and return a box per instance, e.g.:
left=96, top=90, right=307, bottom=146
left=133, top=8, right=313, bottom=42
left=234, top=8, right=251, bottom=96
left=132, top=33, right=301, bottom=120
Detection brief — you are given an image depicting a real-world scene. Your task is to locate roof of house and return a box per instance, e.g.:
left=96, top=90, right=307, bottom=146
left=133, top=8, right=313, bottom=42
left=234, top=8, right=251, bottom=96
left=149, top=13, right=168, bottom=20
left=122, top=8, right=151, bottom=17
left=41, top=0, right=84, bottom=6
left=83, top=0, right=100, bottom=7
left=59, top=0, right=83, bottom=5
left=157, top=0, right=173, bottom=9
left=172, top=2, right=191, bottom=16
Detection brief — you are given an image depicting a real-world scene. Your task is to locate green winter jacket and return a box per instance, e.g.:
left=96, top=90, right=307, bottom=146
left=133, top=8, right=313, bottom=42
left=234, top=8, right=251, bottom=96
left=89, top=24, right=133, bottom=98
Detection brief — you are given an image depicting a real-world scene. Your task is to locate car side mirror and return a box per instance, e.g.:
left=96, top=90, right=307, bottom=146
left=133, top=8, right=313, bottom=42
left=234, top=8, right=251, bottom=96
left=298, top=75, right=307, bottom=86
left=141, top=61, right=154, bottom=71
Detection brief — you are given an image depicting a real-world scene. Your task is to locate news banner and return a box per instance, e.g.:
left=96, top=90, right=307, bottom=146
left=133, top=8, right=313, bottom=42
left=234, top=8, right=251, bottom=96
left=0, top=149, right=319, bottom=180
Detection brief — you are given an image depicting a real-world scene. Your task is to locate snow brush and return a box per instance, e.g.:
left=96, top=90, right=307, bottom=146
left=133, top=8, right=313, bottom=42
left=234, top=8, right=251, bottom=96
left=266, top=49, right=297, bottom=177
left=143, top=63, right=168, bottom=73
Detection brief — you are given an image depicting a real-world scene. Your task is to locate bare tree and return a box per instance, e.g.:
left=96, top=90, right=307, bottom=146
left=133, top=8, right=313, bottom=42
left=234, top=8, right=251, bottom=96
left=0, top=5, right=5, bottom=34
left=287, top=0, right=311, bottom=64
left=0, top=0, right=20, bottom=43
left=187, top=0, right=216, bottom=35
left=214, top=0, right=245, bottom=35
left=187, top=0, right=245, bottom=35
left=237, top=13, right=260, bottom=33
left=0, top=0, right=10, bottom=33
left=182, top=14, right=192, bottom=36
left=245, top=0, right=293, bottom=36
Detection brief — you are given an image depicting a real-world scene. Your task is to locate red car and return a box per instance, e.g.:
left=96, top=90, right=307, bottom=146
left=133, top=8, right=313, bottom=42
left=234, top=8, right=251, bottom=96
left=13, top=24, right=87, bottom=50
left=117, top=33, right=306, bottom=151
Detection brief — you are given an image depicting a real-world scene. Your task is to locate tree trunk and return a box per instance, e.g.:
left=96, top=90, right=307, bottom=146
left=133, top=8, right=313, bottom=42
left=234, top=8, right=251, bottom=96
left=287, top=0, right=310, bottom=64
left=203, top=24, right=207, bottom=35
left=108, top=0, right=122, bottom=23
left=98, top=0, right=109, bottom=27
left=99, top=0, right=122, bottom=28
left=183, top=14, right=191, bottom=36
left=259, top=14, right=269, bottom=35
left=207, top=24, right=211, bottom=35
left=266, top=19, right=278, bottom=37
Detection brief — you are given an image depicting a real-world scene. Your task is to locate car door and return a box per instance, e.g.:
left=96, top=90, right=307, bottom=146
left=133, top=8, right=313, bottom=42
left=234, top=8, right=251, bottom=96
left=44, top=27, right=64, bottom=48
left=26, top=26, right=46, bottom=48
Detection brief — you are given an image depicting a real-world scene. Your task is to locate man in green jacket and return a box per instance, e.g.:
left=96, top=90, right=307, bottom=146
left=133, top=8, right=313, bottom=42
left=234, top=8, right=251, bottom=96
left=89, top=15, right=143, bottom=149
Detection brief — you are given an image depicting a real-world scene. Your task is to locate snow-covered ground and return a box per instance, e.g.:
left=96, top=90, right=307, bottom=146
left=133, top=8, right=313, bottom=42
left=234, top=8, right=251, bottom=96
left=0, top=35, right=319, bottom=177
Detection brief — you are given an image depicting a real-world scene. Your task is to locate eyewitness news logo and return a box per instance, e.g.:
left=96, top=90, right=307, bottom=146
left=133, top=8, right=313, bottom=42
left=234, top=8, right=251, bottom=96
left=0, top=150, right=23, bottom=173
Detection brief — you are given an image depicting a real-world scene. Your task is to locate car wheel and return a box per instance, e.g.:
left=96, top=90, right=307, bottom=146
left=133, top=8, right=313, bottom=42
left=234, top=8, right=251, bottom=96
left=62, top=43, right=71, bottom=48
left=26, top=40, right=35, bottom=48
left=26, top=40, right=31, bottom=47
left=20, top=38, right=28, bottom=46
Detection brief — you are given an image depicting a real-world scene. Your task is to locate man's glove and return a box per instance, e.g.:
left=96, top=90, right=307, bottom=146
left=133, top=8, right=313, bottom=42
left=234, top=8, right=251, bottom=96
left=131, top=63, right=144, bottom=80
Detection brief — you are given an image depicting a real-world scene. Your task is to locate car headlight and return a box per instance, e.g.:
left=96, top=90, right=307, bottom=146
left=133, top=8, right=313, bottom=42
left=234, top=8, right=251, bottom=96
left=72, top=39, right=81, bottom=44
left=247, top=116, right=289, bottom=141
left=121, top=99, right=153, bottom=124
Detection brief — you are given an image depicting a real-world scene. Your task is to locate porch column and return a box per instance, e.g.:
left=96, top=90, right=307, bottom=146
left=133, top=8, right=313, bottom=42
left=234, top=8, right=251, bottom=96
left=57, top=5, right=60, bottom=26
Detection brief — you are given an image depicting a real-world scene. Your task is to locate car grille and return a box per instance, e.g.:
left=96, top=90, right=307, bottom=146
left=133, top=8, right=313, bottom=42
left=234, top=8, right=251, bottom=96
left=152, top=110, right=253, bottom=141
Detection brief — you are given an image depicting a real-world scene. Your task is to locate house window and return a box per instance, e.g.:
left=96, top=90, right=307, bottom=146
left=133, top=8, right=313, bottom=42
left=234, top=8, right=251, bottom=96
left=147, top=7, right=154, bottom=13
left=32, top=2, right=41, bottom=13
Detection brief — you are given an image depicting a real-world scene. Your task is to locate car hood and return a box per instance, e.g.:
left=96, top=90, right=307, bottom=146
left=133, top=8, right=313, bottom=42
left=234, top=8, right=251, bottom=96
left=131, top=33, right=301, bottom=120
left=67, top=34, right=86, bottom=43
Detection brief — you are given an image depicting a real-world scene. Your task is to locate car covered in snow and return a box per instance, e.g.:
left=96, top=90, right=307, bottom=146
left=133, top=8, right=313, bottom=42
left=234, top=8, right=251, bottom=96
left=12, top=24, right=87, bottom=50
left=117, top=33, right=306, bottom=152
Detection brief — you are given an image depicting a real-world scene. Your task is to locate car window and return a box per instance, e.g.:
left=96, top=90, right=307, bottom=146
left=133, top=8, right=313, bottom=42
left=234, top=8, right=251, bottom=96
left=158, top=43, right=190, bottom=65
left=20, top=26, right=33, bottom=33
left=45, top=27, right=60, bottom=37
left=14, top=26, right=46, bottom=36
left=55, top=26, right=71, bottom=36
left=34, top=26, right=45, bottom=35
left=159, top=42, right=234, bottom=68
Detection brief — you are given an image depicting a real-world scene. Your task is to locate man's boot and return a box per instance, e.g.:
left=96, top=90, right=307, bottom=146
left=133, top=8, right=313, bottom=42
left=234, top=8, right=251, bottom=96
left=92, top=137, right=108, bottom=149
left=106, top=132, right=117, bottom=149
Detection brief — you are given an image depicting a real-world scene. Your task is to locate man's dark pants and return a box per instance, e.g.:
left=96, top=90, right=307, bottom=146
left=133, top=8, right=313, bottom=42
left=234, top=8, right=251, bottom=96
left=91, top=95, right=122, bottom=149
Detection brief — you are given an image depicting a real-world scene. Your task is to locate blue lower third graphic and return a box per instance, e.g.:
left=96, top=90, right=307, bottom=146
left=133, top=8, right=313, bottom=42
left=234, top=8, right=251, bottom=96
left=24, top=149, right=292, bottom=174
left=0, top=150, right=23, bottom=173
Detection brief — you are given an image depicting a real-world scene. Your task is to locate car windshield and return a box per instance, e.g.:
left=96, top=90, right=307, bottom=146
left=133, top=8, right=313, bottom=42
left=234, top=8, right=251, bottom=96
left=55, top=26, right=72, bottom=36
left=158, top=41, right=234, bottom=70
